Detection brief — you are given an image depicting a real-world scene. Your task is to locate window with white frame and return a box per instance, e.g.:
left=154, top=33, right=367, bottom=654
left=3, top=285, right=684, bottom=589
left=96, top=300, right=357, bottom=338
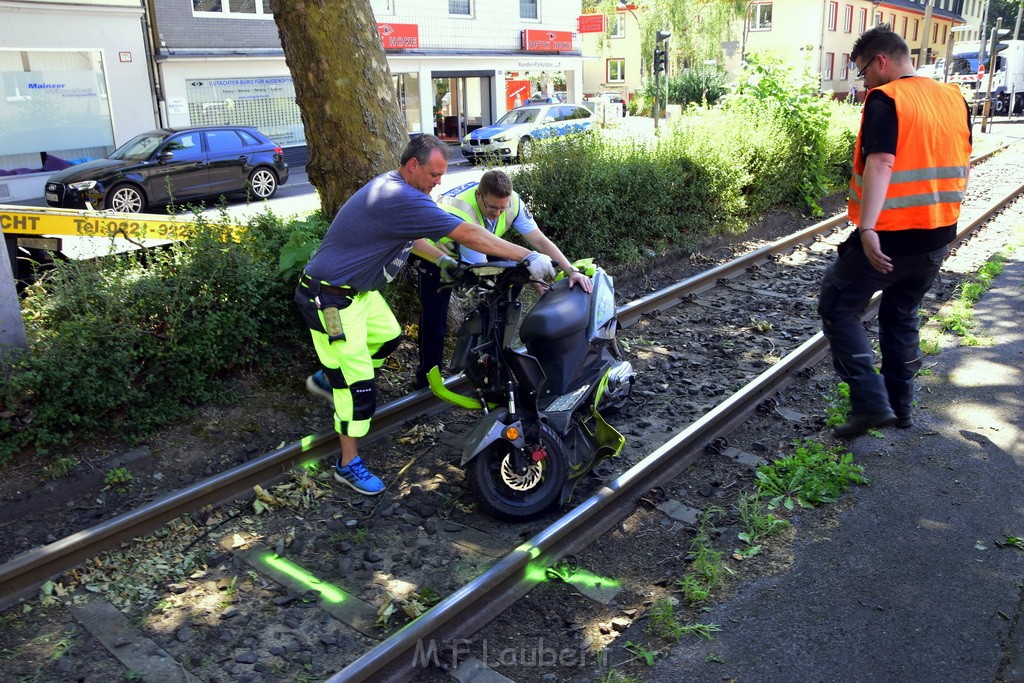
left=827, top=2, right=838, bottom=31
left=520, top=0, right=538, bottom=20
left=889, top=14, right=896, bottom=28
left=193, top=0, right=273, bottom=18
left=913, top=19, right=919, bottom=41
left=844, top=5, right=853, bottom=32
left=875, top=11, right=883, bottom=25
left=607, top=58, right=625, bottom=83
left=824, top=51, right=834, bottom=80
left=941, top=25, right=947, bottom=44
left=932, top=23, right=938, bottom=42
left=858, top=8, right=867, bottom=32
left=901, top=16, right=908, bottom=37
left=748, top=3, right=772, bottom=31
left=611, top=13, right=625, bottom=38
left=449, top=0, right=471, bottom=16
left=841, top=52, right=850, bottom=79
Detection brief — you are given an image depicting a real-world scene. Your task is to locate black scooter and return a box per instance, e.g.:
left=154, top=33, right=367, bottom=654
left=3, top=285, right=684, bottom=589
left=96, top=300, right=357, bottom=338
left=428, top=260, right=635, bottom=521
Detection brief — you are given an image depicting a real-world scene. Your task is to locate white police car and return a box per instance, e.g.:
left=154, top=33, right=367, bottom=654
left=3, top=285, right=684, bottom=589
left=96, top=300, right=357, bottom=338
left=461, top=103, right=594, bottom=164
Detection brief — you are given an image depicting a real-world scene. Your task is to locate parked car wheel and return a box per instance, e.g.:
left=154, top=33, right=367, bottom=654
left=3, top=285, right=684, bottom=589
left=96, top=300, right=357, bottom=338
left=246, top=167, right=279, bottom=200
left=517, top=137, right=534, bottom=162
left=106, top=183, right=146, bottom=213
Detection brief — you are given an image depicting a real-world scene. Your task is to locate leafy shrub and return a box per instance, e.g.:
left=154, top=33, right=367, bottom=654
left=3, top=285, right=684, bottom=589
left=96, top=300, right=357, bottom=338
left=515, top=132, right=747, bottom=264
left=725, top=54, right=845, bottom=215
left=642, top=67, right=729, bottom=107
left=0, top=212, right=304, bottom=463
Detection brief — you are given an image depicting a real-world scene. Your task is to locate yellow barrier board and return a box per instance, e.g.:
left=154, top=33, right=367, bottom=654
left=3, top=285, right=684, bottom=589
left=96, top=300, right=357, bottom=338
left=0, top=205, right=240, bottom=241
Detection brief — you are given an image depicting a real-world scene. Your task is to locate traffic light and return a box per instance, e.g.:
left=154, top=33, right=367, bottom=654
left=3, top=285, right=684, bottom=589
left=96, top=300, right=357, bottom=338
left=987, top=26, right=1011, bottom=73
left=653, top=30, right=671, bottom=75
left=653, top=47, right=667, bottom=74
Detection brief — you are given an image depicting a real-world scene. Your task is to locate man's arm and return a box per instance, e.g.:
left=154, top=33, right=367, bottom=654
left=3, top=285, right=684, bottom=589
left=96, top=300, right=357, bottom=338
left=448, top=222, right=532, bottom=261
left=858, top=152, right=895, bottom=274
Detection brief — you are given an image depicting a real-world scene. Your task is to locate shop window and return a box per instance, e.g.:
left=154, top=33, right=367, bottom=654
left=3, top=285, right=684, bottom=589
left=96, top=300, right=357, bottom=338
left=520, top=0, right=538, bottom=20
left=607, top=58, right=625, bottom=83
left=449, top=0, right=471, bottom=16
left=0, top=49, right=115, bottom=176
left=749, top=2, right=772, bottom=31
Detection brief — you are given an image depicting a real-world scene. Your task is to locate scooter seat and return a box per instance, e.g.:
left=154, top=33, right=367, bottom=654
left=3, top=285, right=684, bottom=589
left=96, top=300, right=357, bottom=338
left=520, top=280, right=589, bottom=342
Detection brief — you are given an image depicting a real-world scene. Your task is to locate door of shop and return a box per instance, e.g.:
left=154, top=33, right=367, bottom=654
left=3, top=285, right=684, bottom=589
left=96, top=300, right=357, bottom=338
left=432, top=73, right=492, bottom=142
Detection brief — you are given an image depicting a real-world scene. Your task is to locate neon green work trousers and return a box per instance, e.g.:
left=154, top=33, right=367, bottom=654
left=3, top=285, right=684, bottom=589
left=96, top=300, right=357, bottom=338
left=298, top=287, right=402, bottom=438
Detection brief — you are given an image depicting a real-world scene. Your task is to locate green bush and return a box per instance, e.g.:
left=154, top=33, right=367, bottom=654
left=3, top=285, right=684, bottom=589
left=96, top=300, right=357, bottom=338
left=515, top=132, right=746, bottom=264
left=0, top=212, right=308, bottom=463
left=724, top=54, right=846, bottom=215
left=641, top=66, right=728, bottom=107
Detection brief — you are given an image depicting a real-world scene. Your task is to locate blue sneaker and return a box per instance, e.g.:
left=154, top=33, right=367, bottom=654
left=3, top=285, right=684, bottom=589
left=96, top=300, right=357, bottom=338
left=306, top=370, right=333, bottom=402
left=334, top=456, right=386, bottom=496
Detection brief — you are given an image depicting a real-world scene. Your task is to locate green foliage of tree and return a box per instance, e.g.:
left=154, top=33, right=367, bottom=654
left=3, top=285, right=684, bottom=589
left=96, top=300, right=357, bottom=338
left=584, top=0, right=747, bottom=70
left=987, top=0, right=1023, bottom=36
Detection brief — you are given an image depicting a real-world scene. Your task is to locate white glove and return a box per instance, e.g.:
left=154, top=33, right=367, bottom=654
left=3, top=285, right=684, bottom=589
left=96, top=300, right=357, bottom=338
left=523, top=252, right=556, bottom=281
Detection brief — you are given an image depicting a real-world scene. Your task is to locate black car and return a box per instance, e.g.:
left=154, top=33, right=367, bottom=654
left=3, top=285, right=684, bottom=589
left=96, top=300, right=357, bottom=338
left=44, top=126, right=289, bottom=213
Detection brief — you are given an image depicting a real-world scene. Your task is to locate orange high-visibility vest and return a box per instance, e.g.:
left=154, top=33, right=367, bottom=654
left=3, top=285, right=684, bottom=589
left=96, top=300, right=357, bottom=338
left=848, top=77, right=971, bottom=231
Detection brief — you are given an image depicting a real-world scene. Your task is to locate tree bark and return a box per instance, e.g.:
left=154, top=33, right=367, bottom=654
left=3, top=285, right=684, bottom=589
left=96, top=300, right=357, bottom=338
left=270, top=0, right=407, bottom=215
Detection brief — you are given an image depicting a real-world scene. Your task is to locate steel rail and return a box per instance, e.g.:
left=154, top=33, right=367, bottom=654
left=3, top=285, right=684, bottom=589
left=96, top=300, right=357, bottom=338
left=329, top=173, right=1024, bottom=682
left=0, top=145, right=1019, bottom=611
left=330, top=330, right=832, bottom=682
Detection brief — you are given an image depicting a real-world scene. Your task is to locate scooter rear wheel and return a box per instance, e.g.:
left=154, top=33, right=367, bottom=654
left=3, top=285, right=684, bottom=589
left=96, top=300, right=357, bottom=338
left=466, top=422, right=568, bottom=522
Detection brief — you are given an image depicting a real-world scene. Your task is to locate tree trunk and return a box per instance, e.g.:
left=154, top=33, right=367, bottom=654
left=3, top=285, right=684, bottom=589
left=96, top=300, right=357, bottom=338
left=270, top=0, right=407, bottom=215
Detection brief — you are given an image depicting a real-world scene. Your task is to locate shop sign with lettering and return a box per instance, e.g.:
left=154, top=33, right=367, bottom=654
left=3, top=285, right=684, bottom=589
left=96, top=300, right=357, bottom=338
left=521, top=29, right=573, bottom=53
left=377, top=23, right=419, bottom=49
left=577, top=14, right=605, bottom=33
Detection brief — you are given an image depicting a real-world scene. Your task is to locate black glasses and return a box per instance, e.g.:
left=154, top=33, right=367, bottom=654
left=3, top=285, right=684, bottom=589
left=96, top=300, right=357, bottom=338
left=855, top=55, right=875, bottom=80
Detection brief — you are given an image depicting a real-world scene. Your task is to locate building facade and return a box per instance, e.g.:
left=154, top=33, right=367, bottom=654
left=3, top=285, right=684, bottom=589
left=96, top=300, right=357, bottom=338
left=0, top=0, right=156, bottom=202
left=0, top=0, right=585, bottom=201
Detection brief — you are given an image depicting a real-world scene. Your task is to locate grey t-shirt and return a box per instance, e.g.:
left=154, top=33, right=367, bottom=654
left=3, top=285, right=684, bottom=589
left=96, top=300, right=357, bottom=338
left=305, top=170, right=463, bottom=292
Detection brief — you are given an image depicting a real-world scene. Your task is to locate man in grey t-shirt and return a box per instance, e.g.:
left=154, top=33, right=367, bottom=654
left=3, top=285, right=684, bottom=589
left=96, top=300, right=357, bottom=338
left=295, top=135, right=555, bottom=495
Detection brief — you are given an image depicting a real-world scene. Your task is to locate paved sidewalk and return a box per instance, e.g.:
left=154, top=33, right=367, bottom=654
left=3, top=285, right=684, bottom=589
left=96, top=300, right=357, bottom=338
left=648, top=246, right=1024, bottom=681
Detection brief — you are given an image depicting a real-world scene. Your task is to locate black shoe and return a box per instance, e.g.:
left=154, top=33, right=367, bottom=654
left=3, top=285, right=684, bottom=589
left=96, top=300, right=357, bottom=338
left=833, top=411, right=898, bottom=438
left=894, top=414, right=913, bottom=429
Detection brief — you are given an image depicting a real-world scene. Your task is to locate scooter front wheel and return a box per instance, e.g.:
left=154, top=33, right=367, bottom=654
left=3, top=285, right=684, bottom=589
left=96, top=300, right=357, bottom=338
left=465, top=422, right=568, bottom=522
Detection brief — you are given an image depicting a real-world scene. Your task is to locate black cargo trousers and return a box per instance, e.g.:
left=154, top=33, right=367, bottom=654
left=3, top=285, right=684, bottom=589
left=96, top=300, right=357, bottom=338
left=818, top=242, right=947, bottom=418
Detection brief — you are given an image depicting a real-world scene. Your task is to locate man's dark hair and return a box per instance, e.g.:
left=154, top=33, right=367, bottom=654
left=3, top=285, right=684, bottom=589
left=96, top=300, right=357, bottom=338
left=851, top=24, right=910, bottom=63
left=478, top=169, right=513, bottom=198
left=401, top=134, right=452, bottom=166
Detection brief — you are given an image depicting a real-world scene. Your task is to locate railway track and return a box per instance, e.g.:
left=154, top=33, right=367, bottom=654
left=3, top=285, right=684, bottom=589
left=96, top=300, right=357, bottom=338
left=1, top=141, right=1022, bottom=683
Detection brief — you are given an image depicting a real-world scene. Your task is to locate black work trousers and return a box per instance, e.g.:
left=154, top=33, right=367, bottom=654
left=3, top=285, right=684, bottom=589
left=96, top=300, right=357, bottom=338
left=818, top=243, right=947, bottom=417
left=413, top=257, right=452, bottom=390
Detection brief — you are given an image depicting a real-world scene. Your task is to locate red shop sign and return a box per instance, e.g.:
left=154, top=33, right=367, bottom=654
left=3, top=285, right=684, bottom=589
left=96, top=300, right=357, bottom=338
left=521, top=29, right=574, bottom=52
left=377, top=23, right=419, bottom=50
left=577, top=14, right=606, bottom=33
